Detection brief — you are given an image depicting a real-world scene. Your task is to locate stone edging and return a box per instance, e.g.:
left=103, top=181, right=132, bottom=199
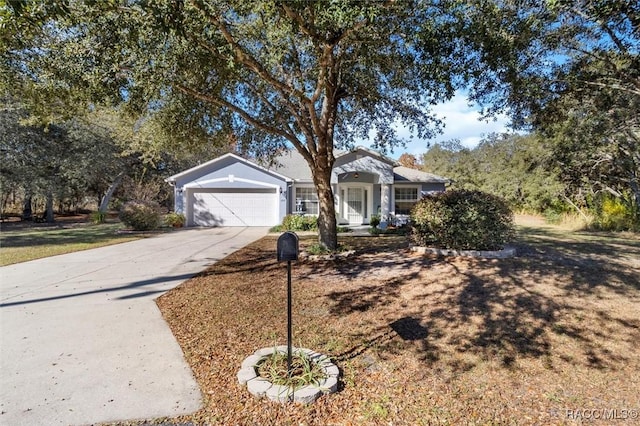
left=237, top=346, right=339, bottom=404
left=411, top=245, right=517, bottom=259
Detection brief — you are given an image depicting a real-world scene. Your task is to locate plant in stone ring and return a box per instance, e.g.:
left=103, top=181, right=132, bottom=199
left=257, top=349, right=326, bottom=390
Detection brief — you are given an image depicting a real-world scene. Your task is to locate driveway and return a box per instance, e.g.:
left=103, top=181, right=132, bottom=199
left=0, top=227, right=269, bottom=426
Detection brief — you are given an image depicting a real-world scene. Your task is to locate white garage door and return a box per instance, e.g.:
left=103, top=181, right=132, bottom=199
left=191, top=188, right=277, bottom=227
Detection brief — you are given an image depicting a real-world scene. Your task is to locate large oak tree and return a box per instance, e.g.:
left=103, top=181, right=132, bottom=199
left=3, top=0, right=570, bottom=247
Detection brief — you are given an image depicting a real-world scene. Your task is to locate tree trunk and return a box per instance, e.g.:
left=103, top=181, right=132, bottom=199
left=45, top=190, right=55, bottom=223
left=316, top=184, right=338, bottom=251
left=22, top=195, right=33, bottom=221
left=629, top=172, right=640, bottom=216
left=99, top=174, right=123, bottom=212
left=313, top=162, right=338, bottom=251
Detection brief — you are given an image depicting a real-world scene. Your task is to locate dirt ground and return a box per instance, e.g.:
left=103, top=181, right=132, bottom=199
left=154, top=221, right=640, bottom=425
left=0, top=213, right=93, bottom=230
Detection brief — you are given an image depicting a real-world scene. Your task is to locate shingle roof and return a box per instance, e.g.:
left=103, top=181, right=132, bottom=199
left=268, top=149, right=314, bottom=181
left=393, top=166, right=450, bottom=183
left=267, top=148, right=450, bottom=184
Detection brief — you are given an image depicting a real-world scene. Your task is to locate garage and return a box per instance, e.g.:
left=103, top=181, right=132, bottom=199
left=190, top=188, right=277, bottom=227
left=166, top=153, right=290, bottom=228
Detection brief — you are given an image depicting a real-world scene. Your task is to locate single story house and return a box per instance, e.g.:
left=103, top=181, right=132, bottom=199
left=165, top=147, right=450, bottom=227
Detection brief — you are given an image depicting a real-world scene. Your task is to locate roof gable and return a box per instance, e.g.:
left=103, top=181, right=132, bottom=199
left=269, top=146, right=397, bottom=182
left=337, top=146, right=396, bottom=166
left=166, top=153, right=292, bottom=185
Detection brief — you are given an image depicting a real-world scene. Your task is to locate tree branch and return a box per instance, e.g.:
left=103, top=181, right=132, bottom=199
left=175, top=84, right=298, bottom=146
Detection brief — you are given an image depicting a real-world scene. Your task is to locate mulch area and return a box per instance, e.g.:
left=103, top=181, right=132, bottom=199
left=155, top=232, right=640, bottom=425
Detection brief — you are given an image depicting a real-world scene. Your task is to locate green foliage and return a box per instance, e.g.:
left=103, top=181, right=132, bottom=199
left=422, top=134, right=564, bottom=213
left=118, top=200, right=161, bottom=231
left=90, top=211, right=107, bottom=224
left=306, top=243, right=333, bottom=255
left=164, top=212, right=185, bottom=227
left=256, top=349, right=326, bottom=391
left=281, top=214, right=318, bottom=232
left=410, top=190, right=515, bottom=250
left=306, top=242, right=352, bottom=256
left=5, top=0, right=570, bottom=250
left=593, top=196, right=639, bottom=232
left=369, top=214, right=381, bottom=228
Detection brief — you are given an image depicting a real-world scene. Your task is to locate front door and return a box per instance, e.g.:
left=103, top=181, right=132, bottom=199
left=346, top=187, right=364, bottom=224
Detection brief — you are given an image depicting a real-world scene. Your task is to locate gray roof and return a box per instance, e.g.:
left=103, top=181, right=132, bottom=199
left=393, top=166, right=450, bottom=183
left=268, top=149, right=314, bottom=181
left=269, top=148, right=449, bottom=184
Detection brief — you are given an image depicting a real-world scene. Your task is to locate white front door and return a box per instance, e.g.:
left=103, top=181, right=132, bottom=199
left=346, top=187, right=364, bottom=224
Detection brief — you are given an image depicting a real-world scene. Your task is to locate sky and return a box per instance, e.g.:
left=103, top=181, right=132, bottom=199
left=375, top=91, right=515, bottom=160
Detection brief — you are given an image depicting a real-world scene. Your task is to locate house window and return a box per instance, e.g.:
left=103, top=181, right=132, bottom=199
left=295, top=187, right=319, bottom=215
left=394, top=187, right=419, bottom=215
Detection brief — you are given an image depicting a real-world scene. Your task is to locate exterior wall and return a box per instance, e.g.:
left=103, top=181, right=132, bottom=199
left=337, top=171, right=377, bottom=184
left=174, top=186, right=185, bottom=214
left=388, top=182, right=447, bottom=223
left=170, top=151, right=446, bottom=228
left=421, top=182, right=446, bottom=193
left=173, top=157, right=285, bottom=189
left=373, top=184, right=382, bottom=216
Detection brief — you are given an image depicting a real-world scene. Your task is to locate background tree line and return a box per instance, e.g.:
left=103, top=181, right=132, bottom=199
left=0, top=97, right=232, bottom=221
left=419, top=131, right=638, bottom=231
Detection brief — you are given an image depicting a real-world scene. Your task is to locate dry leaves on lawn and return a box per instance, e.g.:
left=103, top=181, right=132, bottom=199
left=151, top=229, right=640, bottom=426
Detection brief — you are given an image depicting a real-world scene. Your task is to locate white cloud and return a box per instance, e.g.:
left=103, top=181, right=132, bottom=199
left=368, top=91, right=516, bottom=159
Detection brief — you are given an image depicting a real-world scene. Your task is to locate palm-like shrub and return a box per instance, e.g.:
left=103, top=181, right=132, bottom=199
left=411, top=190, right=514, bottom=250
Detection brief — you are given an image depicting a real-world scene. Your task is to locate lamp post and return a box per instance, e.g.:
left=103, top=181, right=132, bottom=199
left=276, top=231, right=299, bottom=376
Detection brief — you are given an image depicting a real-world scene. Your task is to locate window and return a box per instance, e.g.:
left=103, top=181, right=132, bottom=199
left=295, top=187, right=319, bottom=215
left=394, top=187, right=419, bottom=215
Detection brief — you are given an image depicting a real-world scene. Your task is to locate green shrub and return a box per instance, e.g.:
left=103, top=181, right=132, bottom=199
left=593, top=196, right=638, bottom=231
left=164, top=212, right=185, bottom=227
left=281, top=214, right=318, bottom=231
left=369, top=214, right=381, bottom=228
left=119, top=200, right=161, bottom=231
left=410, top=189, right=514, bottom=250
left=90, top=210, right=107, bottom=224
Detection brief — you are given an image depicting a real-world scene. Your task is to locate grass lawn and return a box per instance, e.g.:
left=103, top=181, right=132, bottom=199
left=0, top=220, right=147, bottom=266
left=153, top=217, right=640, bottom=425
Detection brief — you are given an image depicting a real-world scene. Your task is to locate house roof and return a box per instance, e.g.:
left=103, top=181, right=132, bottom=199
left=168, top=148, right=449, bottom=185
left=393, top=165, right=451, bottom=184
left=165, top=152, right=292, bottom=183
left=346, top=146, right=397, bottom=165
left=268, top=149, right=313, bottom=181
left=269, top=146, right=397, bottom=182
left=269, top=147, right=449, bottom=184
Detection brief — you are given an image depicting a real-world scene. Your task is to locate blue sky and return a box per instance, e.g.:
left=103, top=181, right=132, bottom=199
left=376, top=91, right=515, bottom=160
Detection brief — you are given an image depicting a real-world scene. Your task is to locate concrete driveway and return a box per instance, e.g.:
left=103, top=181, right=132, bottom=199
left=0, top=226, right=269, bottom=426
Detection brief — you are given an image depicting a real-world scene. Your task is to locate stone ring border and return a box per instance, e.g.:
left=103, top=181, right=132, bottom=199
left=237, top=346, right=339, bottom=404
left=411, top=245, right=517, bottom=259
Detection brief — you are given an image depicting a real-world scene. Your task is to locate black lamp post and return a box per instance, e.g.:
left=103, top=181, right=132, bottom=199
left=276, top=231, right=299, bottom=376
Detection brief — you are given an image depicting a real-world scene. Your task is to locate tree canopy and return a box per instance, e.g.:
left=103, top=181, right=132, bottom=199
left=4, top=0, right=562, bottom=248
left=3, top=0, right=638, bottom=238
